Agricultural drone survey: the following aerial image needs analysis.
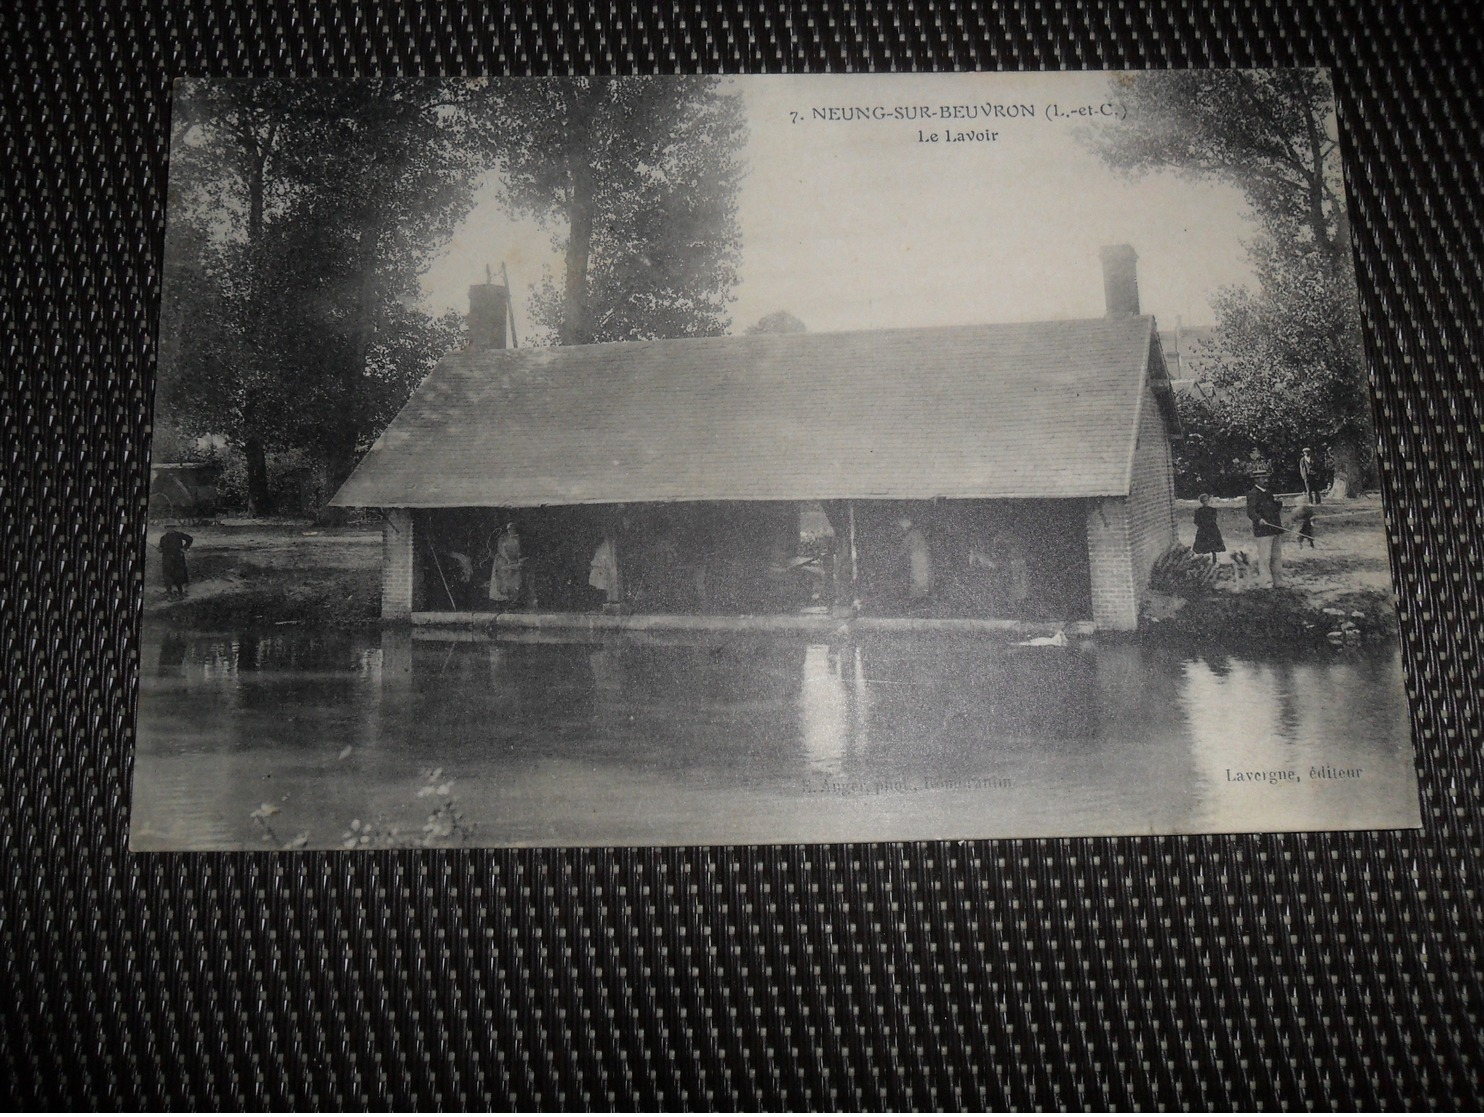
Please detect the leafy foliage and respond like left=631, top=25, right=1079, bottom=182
left=1170, top=393, right=1257, bottom=499
left=745, top=310, right=808, bottom=335
left=159, top=78, right=749, bottom=514
left=157, top=80, right=483, bottom=513
left=476, top=77, right=746, bottom=345
left=1089, top=69, right=1348, bottom=259
left=1149, top=544, right=1219, bottom=596
left=1197, top=240, right=1373, bottom=493
left=1089, top=70, right=1373, bottom=495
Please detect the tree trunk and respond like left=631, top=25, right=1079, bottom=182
left=330, top=206, right=386, bottom=494
left=1327, top=436, right=1362, bottom=499
left=559, top=83, right=602, bottom=346
left=561, top=162, right=596, bottom=345
left=1300, top=95, right=1333, bottom=256
left=243, top=437, right=272, bottom=516
left=237, top=112, right=275, bottom=520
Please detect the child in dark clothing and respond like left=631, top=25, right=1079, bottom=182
left=1192, top=494, right=1225, bottom=564
left=1293, top=499, right=1317, bottom=548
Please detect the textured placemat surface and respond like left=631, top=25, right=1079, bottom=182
left=3, top=1, right=1481, bottom=1108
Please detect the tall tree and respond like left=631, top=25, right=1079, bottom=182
left=1087, top=69, right=1348, bottom=260
left=157, top=80, right=292, bottom=512
left=156, top=80, right=482, bottom=513
left=476, top=77, right=746, bottom=345
left=1086, top=70, right=1374, bottom=495
left=1176, top=242, right=1374, bottom=497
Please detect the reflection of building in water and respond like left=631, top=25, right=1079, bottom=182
left=846, top=638, right=1100, bottom=758
left=1090, top=642, right=1203, bottom=825
left=588, top=646, right=624, bottom=696
left=1093, top=642, right=1190, bottom=743
left=332, top=247, right=1178, bottom=632
left=798, top=644, right=852, bottom=774
left=379, top=627, right=413, bottom=690
left=488, top=644, right=526, bottom=715
left=135, top=627, right=1418, bottom=847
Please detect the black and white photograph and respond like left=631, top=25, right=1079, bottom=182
left=132, top=70, right=1421, bottom=850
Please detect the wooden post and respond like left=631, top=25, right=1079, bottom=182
left=599, top=531, right=624, bottom=612
left=848, top=500, right=860, bottom=608
left=500, top=261, right=520, bottom=348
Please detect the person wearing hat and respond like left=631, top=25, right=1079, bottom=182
left=1245, top=465, right=1284, bottom=588
left=1299, top=446, right=1323, bottom=504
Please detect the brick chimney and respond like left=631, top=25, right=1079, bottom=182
left=467, top=282, right=509, bottom=350
left=1099, top=245, right=1140, bottom=319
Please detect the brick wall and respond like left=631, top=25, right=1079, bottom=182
left=1126, top=386, right=1177, bottom=593
left=381, top=508, right=414, bottom=620
left=1085, top=385, right=1177, bottom=630
left=1086, top=496, right=1137, bottom=630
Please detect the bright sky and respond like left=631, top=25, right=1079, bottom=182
left=420, top=73, right=1258, bottom=336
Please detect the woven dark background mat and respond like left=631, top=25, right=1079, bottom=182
left=3, top=1, right=1481, bottom=1108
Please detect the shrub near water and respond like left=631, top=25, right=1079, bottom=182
left=1148, top=545, right=1219, bottom=595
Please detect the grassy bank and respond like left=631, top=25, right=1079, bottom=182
left=143, top=519, right=382, bottom=629
left=1142, top=494, right=1399, bottom=648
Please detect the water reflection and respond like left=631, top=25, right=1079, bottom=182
left=799, top=645, right=851, bottom=773
left=1180, top=653, right=1418, bottom=832
left=131, top=626, right=1421, bottom=849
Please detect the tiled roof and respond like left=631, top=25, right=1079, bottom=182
left=331, top=316, right=1164, bottom=508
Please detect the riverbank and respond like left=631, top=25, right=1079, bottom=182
left=1142, top=494, right=1398, bottom=648
left=142, top=497, right=1399, bottom=644
left=143, top=519, right=383, bottom=629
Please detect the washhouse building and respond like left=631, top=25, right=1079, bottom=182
left=330, top=246, right=1179, bottom=632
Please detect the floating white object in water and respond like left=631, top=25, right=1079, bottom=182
left=1016, top=630, right=1068, bottom=647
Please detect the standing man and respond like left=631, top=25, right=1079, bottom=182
left=1299, top=446, right=1323, bottom=504
left=1245, top=467, right=1285, bottom=588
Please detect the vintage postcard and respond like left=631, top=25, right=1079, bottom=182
left=132, top=71, right=1420, bottom=849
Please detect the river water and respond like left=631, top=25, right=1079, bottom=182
left=130, top=627, right=1421, bottom=849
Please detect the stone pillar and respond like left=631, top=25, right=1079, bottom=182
left=1086, top=497, right=1138, bottom=631
left=382, top=508, right=414, bottom=620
